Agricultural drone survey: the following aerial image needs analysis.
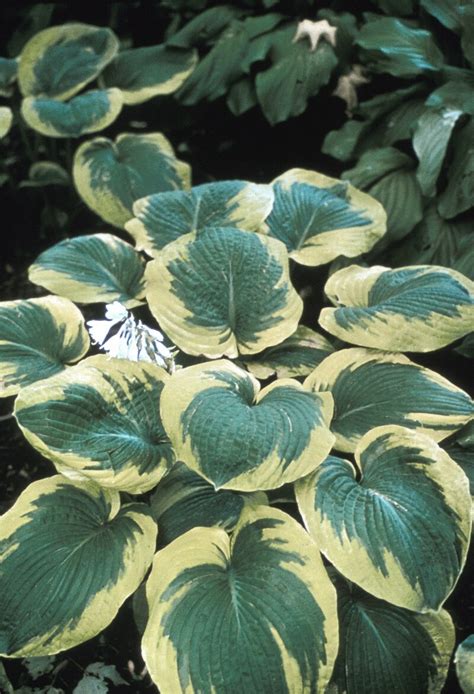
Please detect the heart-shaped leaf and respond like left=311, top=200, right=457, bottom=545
left=0, top=476, right=156, bottom=656
left=319, top=264, right=474, bottom=352
left=150, top=462, right=266, bottom=548
left=29, top=233, right=146, bottom=307
left=242, top=325, right=334, bottom=379
left=18, top=23, right=119, bottom=100
left=142, top=506, right=338, bottom=693
left=15, top=356, right=175, bottom=494
left=126, top=180, right=274, bottom=255
left=455, top=634, right=474, bottom=694
left=21, top=88, right=123, bottom=138
left=0, top=296, right=89, bottom=397
left=160, top=360, right=334, bottom=491
left=145, top=226, right=302, bottom=358
left=305, top=347, right=474, bottom=452
left=0, top=107, right=13, bottom=138
left=73, top=132, right=191, bottom=228
left=259, top=168, right=386, bottom=266
left=329, top=572, right=454, bottom=694
left=296, top=426, right=471, bottom=611
left=100, top=44, right=197, bottom=105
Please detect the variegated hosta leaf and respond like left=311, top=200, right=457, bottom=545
left=0, top=476, right=156, bottom=657
left=73, top=132, right=191, bottom=228
left=14, top=356, right=175, bottom=494
left=142, top=506, right=338, bottom=694
left=242, top=325, right=335, bottom=379
left=329, top=572, right=455, bottom=694
left=29, top=233, right=146, bottom=307
left=296, top=426, right=472, bottom=611
left=0, top=296, right=89, bottom=397
left=150, top=461, right=267, bottom=548
left=18, top=23, right=119, bottom=101
left=319, top=265, right=474, bottom=352
left=22, top=161, right=70, bottom=187
left=0, top=106, right=13, bottom=138
left=160, top=360, right=334, bottom=491
left=259, top=168, right=386, bottom=266
left=126, top=180, right=274, bottom=256
left=21, top=88, right=123, bottom=138
left=100, top=44, right=197, bottom=105
left=146, top=226, right=302, bottom=358
left=0, top=57, right=18, bottom=97
left=455, top=634, right=474, bottom=694
left=305, top=348, right=474, bottom=452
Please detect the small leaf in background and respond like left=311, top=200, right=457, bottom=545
left=242, top=325, right=334, bottom=379
left=29, top=233, right=146, bottom=307
left=356, top=17, right=444, bottom=77
left=438, top=119, right=474, bottom=219
left=15, top=356, right=175, bottom=494
left=319, top=264, right=474, bottom=352
left=0, top=56, right=18, bottom=96
left=73, top=662, right=129, bottom=693
left=126, top=180, right=274, bottom=255
left=18, top=23, right=119, bottom=100
left=0, top=106, right=13, bottom=138
left=23, top=656, right=56, bottom=679
left=455, top=634, right=474, bottom=694
left=142, top=506, right=338, bottom=693
left=21, top=88, right=123, bottom=138
left=342, top=147, right=423, bottom=244
left=100, top=44, right=197, bottom=105
left=0, top=477, right=156, bottom=657
left=296, top=426, right=471, bottom=611
left=226, top=76, right=257, bottom=115
left=0, top=296, right=89, bottom=397
left=261, top=168, right=386, bottom=266
left=150, top=462, right=266, bottom=547
left=20, top=161, right=70, bottom=188
left=426, top=80, right=474, bottom=115
left=455, top=332, right=474, bottom=359
left=160, top=360, right=334, bottom=491
left=73, top=132, right=191, bottom=228
left=305, top=347, right=473, bottom=452
left=332, top=64, right=370, bottom=115
left=442, top=420, right=474, bottom=498
left=420, top=0, right=463, bottom=32
left=328, top=572, right=455, bottom=694
left=166, top=6, right=245, bottom=49
left=146, top=226, right=302, bottom=358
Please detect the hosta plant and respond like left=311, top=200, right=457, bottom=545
left=0, top=157, right=473, bottom=693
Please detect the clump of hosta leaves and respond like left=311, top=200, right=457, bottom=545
left=0, top=163, right=473, bottom=694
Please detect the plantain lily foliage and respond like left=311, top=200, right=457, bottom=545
left=1, top=149, right=473, bottom=693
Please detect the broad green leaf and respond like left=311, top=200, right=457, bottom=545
left=259, top=168, right=386, bottom=266
left=442, top=421, right=474, bottom=498
left=142, top=506, right=338, bottom=694
left=426, top=80, right=474, bottom=115
left=150, top=462, right=266, bottom=548
left=0, top=476, right=156, bottom=656
left=329, top=572, right=455, bottom=694
left=376, top=0, right=415, bottom=14
left=322, top=120, right=368, bottom=162
left=242, top=325, right=334, bottom=379
left=126, top=180, right=274, bottom=256
left=166, top=6, right=245, bottom=49
left=21, top=161, right=70, bottom=187
left=145, top=226, right=302, bottom=358
left=461, top=5, right=474, bottom=67
left=455, top=634, right=474, bottom=694
left=296, top=426, right=471, bottom=611
left=177, top=14, right=284, bottom=105
left=21, top=88, right=123, bottom=138
left=100, top=44, right=197, bottom=105
left=15, top=356, right=174, bottom=494
left=438, top=119, right=474, bottom=219
left=305, top=347, right=473, bottom=452
left=342, top=147, right=423, bottom=243
left=385, top=203, right=474, bottom=279
left=420, top=0, right=463, bottom=31
left=413, top=107, right=463, bottom=197
left=0, top=296, right=89, bottom=397
left=0, top=57, right=18, bottom=97
left=226, top=76, right=257, bottom=115
left=29, top=233, right=146, bottom=307
left=73, top=132, right=191, bottom=228
left=160, top=360, right=334, bottom=491
left=255, top=25, right=338, bottom=125
left=356, top=17, right=444, bottom=77
left=319, top=264, right=474, bottom=352
left=0, top=106, right=13, bottom=138
left=18, top=23, right=119, bottom=100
